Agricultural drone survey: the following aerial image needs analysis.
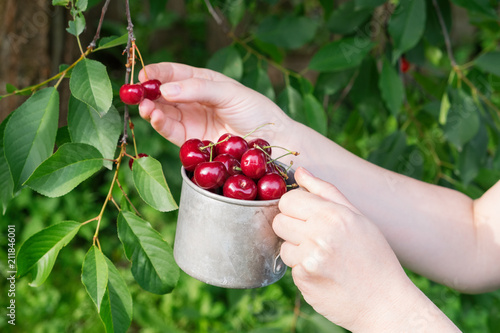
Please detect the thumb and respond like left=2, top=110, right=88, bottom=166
left=294, top=167, right=361, bottom=214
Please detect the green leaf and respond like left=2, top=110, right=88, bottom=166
left=4, top=87, right=59, bottom=192
left=388, top=0, right=426, bottom=61
left=82, top=245, right=108, bottom=312
left=474, top=52, right=500, bottom=77
left=242, top=67, right=275, bottom=101
left=0, top=114, right=14, bottom=214
left=458, top=124, right=488, bottom=185
left=355, top=0, right=387, bottom=10
left=308, top=37, right=375, bottom=72
left=379, top=58, right=404, bottom=116
left=52, top=0, right=70, bottom=5
left=95, top=34, right=128, bottom=52
left=327, top=1, right=373, bottom=34
left=450, top=0, right=498, bottom=19
left=117, top=211, right=180, bottom=294
left=207, top=46, right=243, bottom=81
left=132, top=156, right=178, bottom=212
left=25, top=143, right=103, bottom=198
left=99, top=256, right=133, bottom=333
left=17, top=221, right=81, bottom=286
left=6, top=83, right=17, bottom=93
left=66, top=13, right=86, bottom=37
left=315, top=69, right=355, bottom=96
left=226, top=0, right=245, bottom=27
left=303, top=94, right=327, bottom=135
left=59, top=64, right=73, bottom=78
left=443, top=89, right=481, bottom=150
left=76, top=0, right=88, bottom=11
left=255, top=15, right=318, bottom=50
left=277, top=85, right=305, bottom=123
left=68, top=96, right=121, bottom=169
left=368, top=131, right=408, bottom=171
left=69, top=58, right=113, bottom=116
left=438, top=92, right=450, bottom=125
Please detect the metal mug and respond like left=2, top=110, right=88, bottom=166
left=173, top=166, right=293, bottom=289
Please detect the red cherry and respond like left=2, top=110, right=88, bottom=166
left=179, top=138, right=210, bottom=172
left=400, top=57, right=410, bottom=73
left=128, top=153, right=149, bottom=170
left=223, top=174, right=257, bottom=200
left=120, top=84, right=145, bottom=105
left=141, top=79, right=162, bottom=100
left=247, top=138, right=271, bottom=155
left=266, top=160, right=286, bottom=177
left=214, top=153, right=241, bottom=176
left=240, top=148, right=267, bottom=180
left=257, top=173, right=287, bottom=200
left=214, top=133, right=248, bottom=160
left=193, top=161, right=229, bottom=190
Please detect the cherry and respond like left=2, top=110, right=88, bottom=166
left=257, top=173, right=287, bottom=200
left=214, top=153, right=241, bottom=176
left=193, top=161, right=229, bottom=190
left=400, top=57, right=410, bottom=73
left=179, top=138, right=210, bottom=172
left=141, top=79, right=162, bottom=100
left=247, top=138, right=271, bottom=156
left=120, top=84, right=145, bottom=105
left=202, top=140, right=214, bottom=157
left=266, top=160, right=286, bottom=177
left=223, top=174, right=257, bottom=200
left=240, top=148, right=267, bottom=180
left=128, top=153, right=148, bottom=170
left=214, top=133, right=248, bottom=160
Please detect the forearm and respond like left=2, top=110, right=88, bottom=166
left=276, top=121, right=489, bottom=290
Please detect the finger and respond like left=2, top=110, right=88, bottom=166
left=294, top=167, right=361, bottom=214
left=159, top=78, right=246, bottom=107
left=139, top=62, right=238, bottom=84
left=279, top=189, right=338, bottom=221
left=138, top=98, right=155, bottom=121
left=272, top=213, right=308, bottom=245
left=279, top=241, right=301, bottom=268
left=149, top=108, right=186, bottom=146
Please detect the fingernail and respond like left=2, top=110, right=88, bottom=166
left=160, top=83, right=181, bottom=97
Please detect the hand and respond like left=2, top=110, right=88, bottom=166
left=273, top=168, right=442, bottom=331
left=138, top=62, right=294, bottom=147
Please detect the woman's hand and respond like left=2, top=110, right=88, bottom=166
left=138, top=62, right=293, bottom=147
left=273, top=168, right=460, bottom=332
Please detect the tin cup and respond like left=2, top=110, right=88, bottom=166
left=173, top=166, right=294, bottom=289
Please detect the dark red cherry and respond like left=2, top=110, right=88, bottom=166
left=214, top=133, right=248, bottom=160
left=400, top=57, right=410, bottom=73
left=193, top=161, right=229, bottom=190
left=247, top=138, right=271, bottom=155
left=266, top=160, right=287, bottom=177
left=257, top=173, right=287, bottom=200
left=240, top=148, right=267, bottom=180
left=214, top=154, right=241, bottom=176
left=202, top=140, right=214, bottom=157
left=223, top=174, right=257, bottom=200
left=141, top=79, right=162, bottom=100
left=128, top=153, right=149, bottom=170
left=120, top=84, right=145, bottom=105
left=179, top=138, right=210, bottom=172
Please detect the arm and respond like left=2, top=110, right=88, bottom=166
left=277, top=122, right=500, bottom=293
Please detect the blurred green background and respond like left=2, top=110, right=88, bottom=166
left=1, top=0, right=500, bottom=332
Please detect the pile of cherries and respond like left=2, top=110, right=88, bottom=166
left=180, top=133, right=296, bottom=201
left=120, top=79, right=162, bottom=105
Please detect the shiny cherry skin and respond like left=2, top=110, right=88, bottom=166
left=128, top=153, right=148, bottom=170
left=266, top=160, right=286, bottom=177
left=214, top=153, right=241, bottom=176
left=223, top=174, right=257, bottom=200
left=119, top=84, right=145, bottom=105
left=193, top=161, right=229, bottom=190
left=179, top=138, right=210, bottom=172
left=247, top=138, right=271, bottom=155
left=240, top=148, right=267, bottom=179
left=214, top=133, right=248, bottom=160
left=257, top=173, right=287, bottom=200
left=141, top=79, right=162, bottom=100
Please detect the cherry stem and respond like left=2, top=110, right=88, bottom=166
left=242, top=122, right=274, bottom=139
left=129, top=120, right=139, bottom=158
left=134, top=43, right=148, bottom=81
left=116, top=179, right=142, bottom=216
left=130, top=41, right=137, bottom=85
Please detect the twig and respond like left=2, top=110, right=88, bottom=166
left=121, top=0, right=135, bottom=144
left=116, top=178, right=142, bottom=216
left=431, top=0, right=456, bottom=67
left=203, top=0, right=228, bottom=33
left=88, top=0, right=112, bottom=49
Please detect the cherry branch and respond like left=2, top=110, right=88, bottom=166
left=88, top=0, right=112, bottom=49
left=121, top=0, right=135, bottom=144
